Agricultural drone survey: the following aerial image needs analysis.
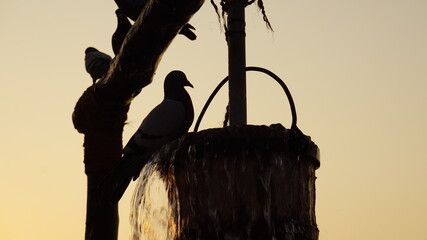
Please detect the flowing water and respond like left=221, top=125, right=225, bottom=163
left=130, top=155, right=179, bottom=240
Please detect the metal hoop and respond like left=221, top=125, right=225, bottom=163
left=193, top=66, right=298, bottom=132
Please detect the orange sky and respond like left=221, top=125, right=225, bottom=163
left=0, top=1, right=426, bottom=239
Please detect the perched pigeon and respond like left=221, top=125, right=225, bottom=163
left=108, top=70, right=194, bottom=202
left=114, top=0, right=197, bottom=40
left=112, top=9, right=132, bottom=55
left=84, top=47, right=112, bottom=84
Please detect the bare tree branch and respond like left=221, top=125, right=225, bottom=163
left=99, top=0, right=206, bottom=103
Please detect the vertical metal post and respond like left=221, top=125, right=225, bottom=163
left=227, top=1, right=247, bottom=126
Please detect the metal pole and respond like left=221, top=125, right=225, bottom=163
left=227, top=1, right=247, bottom=126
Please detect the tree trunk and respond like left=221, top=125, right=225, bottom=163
left=73, top=1, right=205, bottom=239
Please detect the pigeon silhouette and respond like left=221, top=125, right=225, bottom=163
left=114, top=0, right=197, bottom=40
left=84, top=47, right=112, bottom=85
left=108, top=70, right=194, bottom=202
left=112, top=9, right=132, bottom=55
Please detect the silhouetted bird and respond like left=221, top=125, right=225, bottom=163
left=112, top=9, right=132, bottom=55
left=109, top=70, right=194, bottom=202
left=114, top=0, right=197, bottom=40
left=179, top=23, right=197, bottom=41
left=84, top=47, right=112, bottom=85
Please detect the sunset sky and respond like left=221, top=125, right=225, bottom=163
left=1, top=0, right=426, bottom=239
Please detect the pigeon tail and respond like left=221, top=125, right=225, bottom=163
left=179, top=24, right=197, bottom=41
left=107, top=151, right=153, bottom=203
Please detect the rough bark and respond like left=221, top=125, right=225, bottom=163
left=74, top=2, right=206, bottom=239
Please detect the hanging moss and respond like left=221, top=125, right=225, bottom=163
left=210, top=0, right=273, bottom=31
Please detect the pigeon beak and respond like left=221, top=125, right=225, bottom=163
left=185, top=79, right=194, bottom=88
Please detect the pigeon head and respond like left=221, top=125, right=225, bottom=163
left=85, top=47, right=99, bottom=54
left=164, top=71, right=194, bottom=90
left=115, top=9, right=125, bottom=17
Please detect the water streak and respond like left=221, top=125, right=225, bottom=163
left=130, top=155, right=178, bottom=240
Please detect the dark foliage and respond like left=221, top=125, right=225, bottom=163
left=210, top=0, right=273, bottom=31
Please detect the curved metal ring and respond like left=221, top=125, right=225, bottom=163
left=193, top=66, right=298, bottom=132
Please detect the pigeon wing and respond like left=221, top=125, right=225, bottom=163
left=126, top=99, right=186, bottom=151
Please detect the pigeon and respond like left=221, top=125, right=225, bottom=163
left=108, top=70, right=194, bottom=202
left=84, top=47, right=112, bottom=85
left=114, top=0, right=197, bottom=40
left=112, top=9, right=132, bottom=55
